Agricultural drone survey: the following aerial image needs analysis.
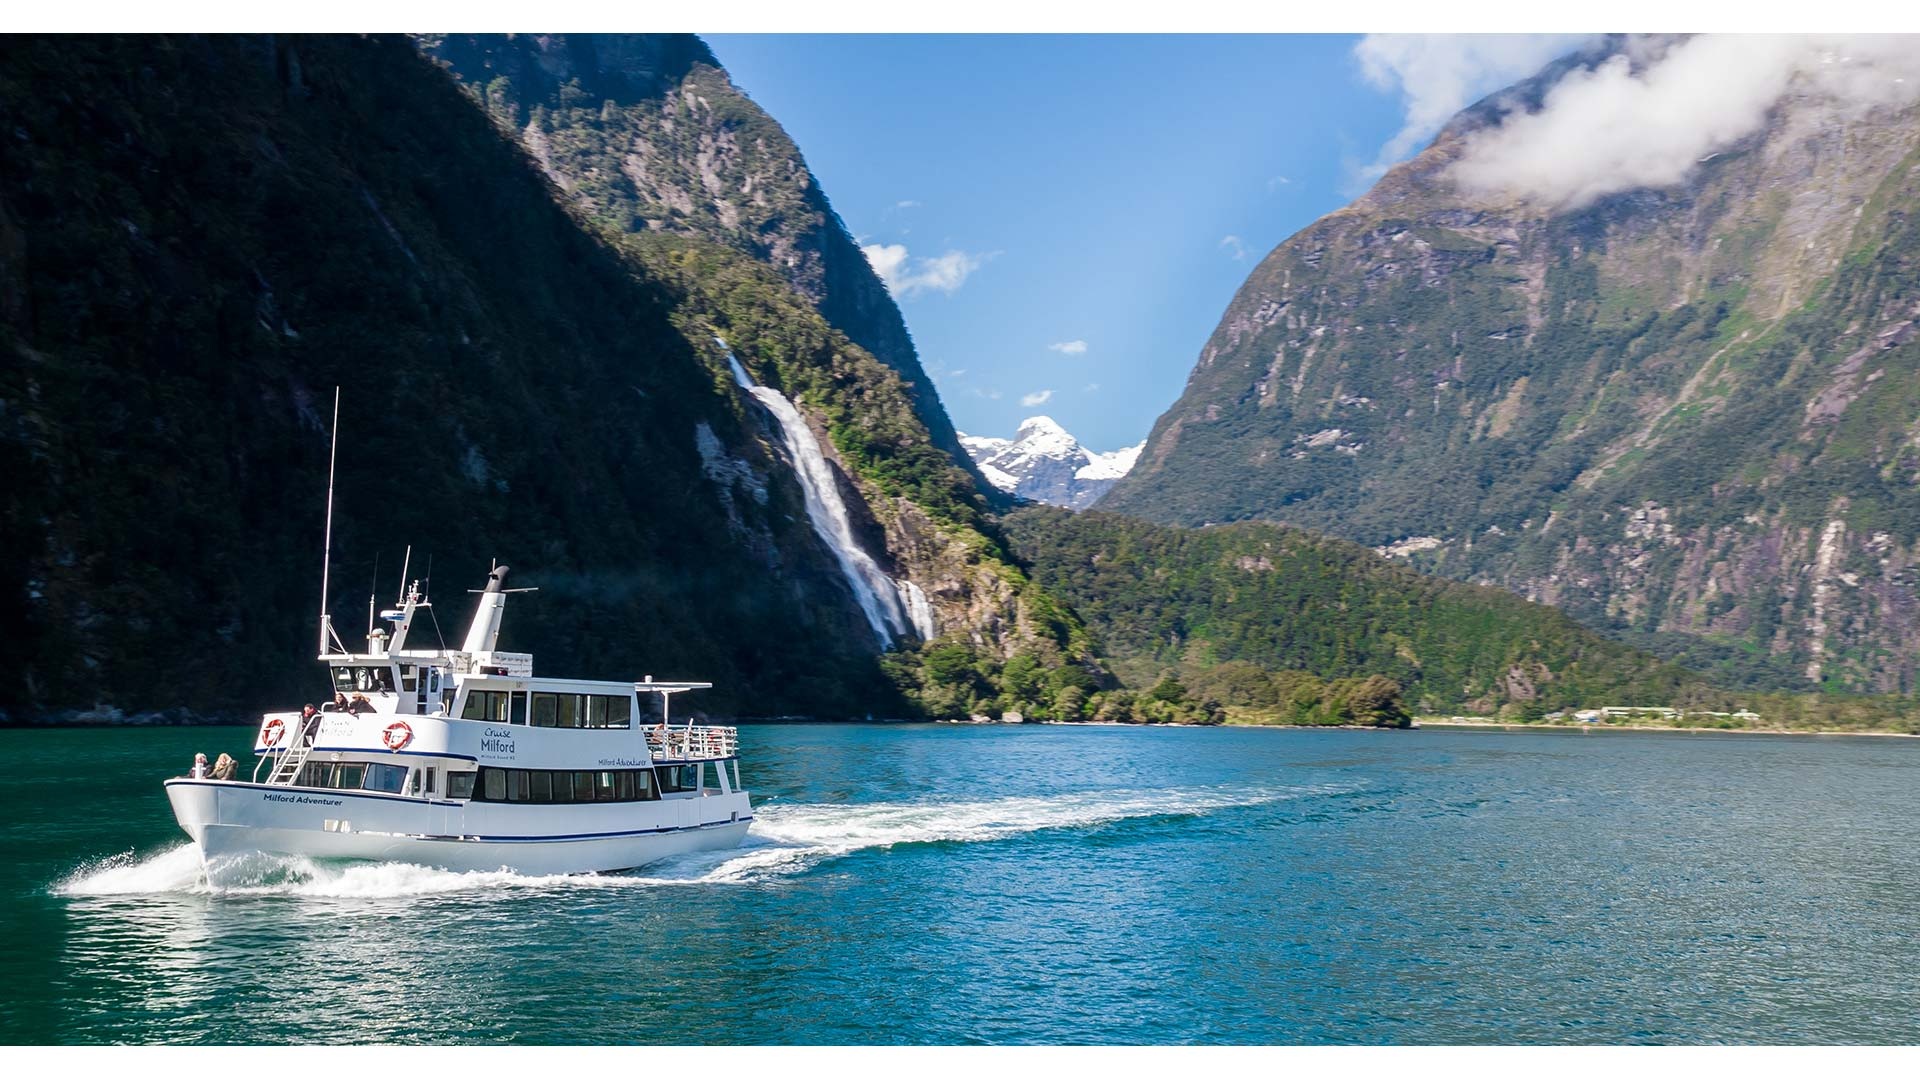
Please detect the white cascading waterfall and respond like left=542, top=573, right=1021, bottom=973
left=722, top=342, right=935, bottom=647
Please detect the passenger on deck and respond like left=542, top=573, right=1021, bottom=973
left=330, top=692, right=350, bottom=713
left=189, top=753, right=208, bottom=779
left=210, top=753, right=236, bottom=781
left=300, top=703, right=320, bottom=745
left=348, top=693, right=375, bottom=715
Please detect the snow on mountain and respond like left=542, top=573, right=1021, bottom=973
left=958, top=416, right=1143, bottom=510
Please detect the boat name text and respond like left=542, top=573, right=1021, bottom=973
left=264, top=793, right=344, bottom=806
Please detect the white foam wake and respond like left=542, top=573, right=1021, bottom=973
left=54, top=785, right=1306, bottom=900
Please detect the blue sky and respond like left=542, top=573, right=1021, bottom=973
left=702, top=34, right=1575, bottom=450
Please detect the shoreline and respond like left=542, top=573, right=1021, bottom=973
left=1406, top=716, right=1920, bottom=739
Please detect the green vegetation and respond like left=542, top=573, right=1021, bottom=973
left=1001, top=506, right=1700, bottom=719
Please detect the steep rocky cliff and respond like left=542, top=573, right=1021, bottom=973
left=0, top=34, right=1074, bottom=723
left=415, top=34, right=977, bottom=483
left=1103, top=38, right=1920, bottom=692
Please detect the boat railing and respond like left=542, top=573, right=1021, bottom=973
left=645, top=724, right=738, bottom=761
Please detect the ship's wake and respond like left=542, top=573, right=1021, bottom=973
left=54, top=784, right=1315, bottom=900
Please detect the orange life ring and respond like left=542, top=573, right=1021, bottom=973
left=382, top=721, right=414, bottom=751
left=262, top=717, right=286, bottom=747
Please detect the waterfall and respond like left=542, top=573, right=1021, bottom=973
left=722, top=342, right=934, bottom=647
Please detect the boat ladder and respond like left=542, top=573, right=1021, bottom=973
left=266, top=732, right=318, bottom=786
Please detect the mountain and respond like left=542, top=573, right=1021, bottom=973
left=959, top=416, right=1143, bottom=509
left=1101, top=37, right=1920, bottom=694
left=414, top=34, right=984, bottom=493
left=0, top=34, right=1084, bottom=723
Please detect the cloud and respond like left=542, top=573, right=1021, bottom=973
left=1084, top=383, right=1101, bottom=392
left=1353, top=33, right=1596, bottom=185
left=969, top=387, right=1003, bottom=400
left=947, top=368, right=968, bottom=378
left=1048, top=340, right=1089, bottom=355
left=1267, top=175, right=1292, bottom=191
left=1450, top=35, right=1920, bottom=210
left=895, top=200, right=921, bottom=209
left=1220, top=235, right=1250, bottom=261
left=1021, top=389, right=1054, bottom=407
left=861, top=243, right=987, bottom=298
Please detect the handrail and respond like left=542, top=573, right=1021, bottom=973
left=644, top=724, right=738, bottom=761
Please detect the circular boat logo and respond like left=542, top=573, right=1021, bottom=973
left=382, top=721, right=413, bottom=751
left=262, top=718, right=286, bottom=747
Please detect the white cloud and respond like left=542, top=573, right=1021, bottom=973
left=1450, top=35, right=1920, bottom=210
left=862, top=243, right=986, bottom=298
left=895, top=200, right=921, bottom=209
left=947, top=368, right=968, bottom=378
left=862, top=242, right=909, bottom=287
left=1021, top=389, right=1054, bottom=407
left=1220, top=235, right=1249, bottom=261
left=1267, top=175, right=1292, bottom=190
left=1048, top=340, right=1089, bottom=355
left=1084, top=382, right=1101, bottom=392
left=1353, top=33, right=1596, bottom=185
left=969, top=387, right=1003, bottom=401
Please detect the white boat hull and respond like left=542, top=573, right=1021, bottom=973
left=166, top=779, right=752, bottom=877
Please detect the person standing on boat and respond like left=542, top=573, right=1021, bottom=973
left=330, top=692, right=350, bottom=713
left=348, top=693, right=375, bottom=715
left=299, top=703, right=320, bottom=746
left=189, top=753, right=208, bottom=779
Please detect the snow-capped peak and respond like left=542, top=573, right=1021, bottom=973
left=957, top=416, right=1143, bottom=510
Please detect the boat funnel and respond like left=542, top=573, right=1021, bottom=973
left=461, top=566, right=511, bottom=654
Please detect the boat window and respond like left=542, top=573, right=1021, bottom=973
left=510, top=692, right=528, bottom=726
left=657, top=765, right=698, bottom=794
left=336, top=764, right=366, bottom=790
left=460, top=689, right=509, bottom=721
left=400, top=666, right=417, bottom=693
left=447, top=771, right=476, bottom=800
left=556, top=694, right=581, bottom=729
left=364, top=763, right=408, bottom=794
left=466, top=767, right=662, bottom=803
left=605, top=696, right=632, bottom=729
left=531, top=693, right=558, bottom=727
left=582, top=694, right=630, bottom=729
left=425, top=768, right=436, bottom=795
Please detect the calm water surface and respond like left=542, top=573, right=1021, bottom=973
left=1, top=723, right=1916, bottom=1044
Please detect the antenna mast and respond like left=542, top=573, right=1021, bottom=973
left=319, top=387, right=340, bottom=657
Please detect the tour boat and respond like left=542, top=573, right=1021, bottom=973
left=164, top=562, right=753, bottom=878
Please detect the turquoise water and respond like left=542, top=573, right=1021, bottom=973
left=2, top=723, right=1917, bottom=1044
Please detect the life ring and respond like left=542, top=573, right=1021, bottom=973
left=262, top=717, right=286, bottom=747
left=382, top=721, right=414, bottom=752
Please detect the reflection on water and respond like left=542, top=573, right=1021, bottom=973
left=8, top=724, right=1920, bottom=1043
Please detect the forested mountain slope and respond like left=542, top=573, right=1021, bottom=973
left=1103, top=38, right=1920, bottom=693
left=1003, top=506, right=1702, bottom=716
left=416, top=33, right=980, bottom=489
left=0, top=34, right=1077, bottom=723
